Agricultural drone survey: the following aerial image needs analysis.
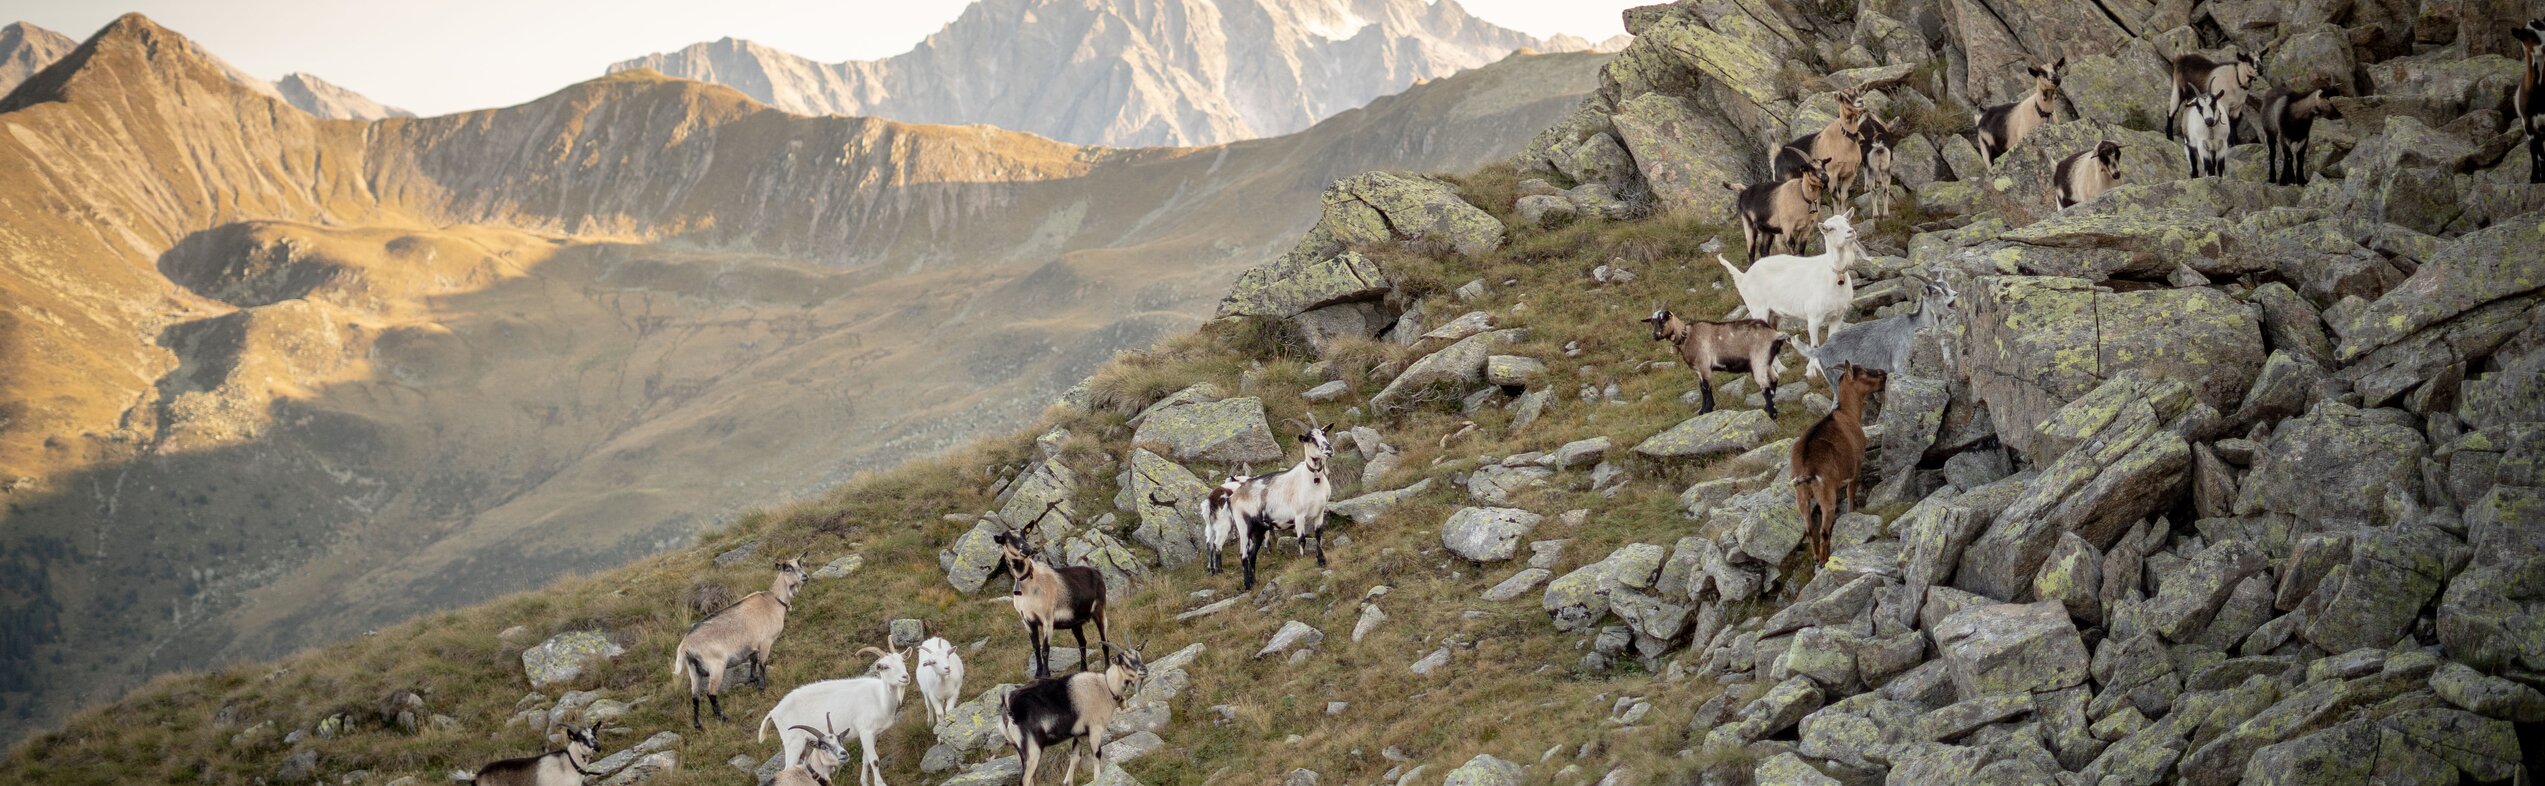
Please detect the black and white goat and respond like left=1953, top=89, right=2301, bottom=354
left=1001, top=644, right=1148, bottom=786
left=2053, top=140, right=2124, bottom=210
left=1205, top=418, right=1336, bottom=591
left=2261, top=88, right=2342, bottom=186
left=1975, top=59, right=2064, bottom=163
left=2167, top=50, right=2259, bottom=143
left=2178, top=87, right=2230, bottom=177
left=455, top=722, right=602, bottom=786
left=993, top=515, right=1114, bottom=678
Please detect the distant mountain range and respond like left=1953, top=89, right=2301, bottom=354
left=0, top=20, right=410, bottom=119
left=613, top=0, right=1621, bottom=146
left=0, top=11, right=1603, bottom=742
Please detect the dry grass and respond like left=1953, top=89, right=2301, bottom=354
left=4, top=175, right=1857, bottom=786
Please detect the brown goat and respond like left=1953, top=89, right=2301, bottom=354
left=1642, top=306, right=1789, bottom=419
left=1783, top=91, right=1870, bottom=208
left=1791, top=365, right=1888, bottom=566
left=1724, top=159, right=1830, bottom=262
left=993, top=513, right=1113, bottom=679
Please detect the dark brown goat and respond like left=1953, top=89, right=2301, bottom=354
left=1791, top=365, right=1888, bottom=566
left=993, top=514, right=1113, bottom=679
left=1642, top=307, right=1788, bottom=418
left=2512, top=20, right=2544, bottom=183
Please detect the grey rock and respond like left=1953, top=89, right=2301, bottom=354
left=1465, top=465, right=1553, bottom=506
left=1632, top=409, right=1775, bottom=459
left=2431, top=661, right=2545, bottom=721
left=1329, top=478, right=1433, bottom=525
left=1485, top=355, right=1547, bottom=387
left=2145, top=540, right=2268, bottom=643
left=1483, top=568, right=1553, bottom=602
left=1372, top=329, right=1524, bottom=412
left=1441, top=507, right=1544, bottom=563
left=1303, top=380, right=1351, bottom=403
left=1932, top=601, right=2091, bottom=699
left=1442, top=754, right=1523, bottom=786
left=1132, top=396, right=1284, bottom=465
left=1255, top=621, right=1323, bottom=659
left=520, top=631, right=624, bottom=688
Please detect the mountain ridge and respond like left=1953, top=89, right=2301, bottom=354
left=0, top=17, right=406, bottom=119
left=610, top=0, right=1576, bottom=147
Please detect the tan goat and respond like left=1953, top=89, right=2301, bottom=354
left=672, top=557, right=806, bottom=729
left=1975, top=59, right=2064, bottom=162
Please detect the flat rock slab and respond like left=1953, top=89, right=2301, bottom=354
left=1634, top=409, right=1775, bottom=459
left=1933, top=601, right=2089, bottom=699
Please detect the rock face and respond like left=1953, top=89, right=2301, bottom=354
left=1127, top=450, right=1213, bottom=568
left=1321, top=172, right=1506, bottom=259
left=1932, top=602, right=2089, bottom=698
left=613, top=0, right=1563, bottom=147
left=1959, top=277, right=2262, bottom=459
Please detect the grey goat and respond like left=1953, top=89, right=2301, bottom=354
left=1797, top=276, right=1957, bottom=380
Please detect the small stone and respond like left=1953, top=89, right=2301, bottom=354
left=1256, top=621, right=1324, bottom=659
left=809, top=554, right=864, bottom=579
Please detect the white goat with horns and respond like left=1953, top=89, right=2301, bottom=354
left=1204, top=413, right=1335, bottom=590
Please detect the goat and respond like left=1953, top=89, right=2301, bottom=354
left=2166, top=51, right=2259, bottom=142
left=1214, top=419, right=1336, bottom=591
left=1791, top=365, right=1888, bottom=566
left=2053, top=140, right=2125, bottom=210
left=1862, top=130, right=1903, bottom=217
left=673, top=558, right=806, bottom=729
left=1797, top=276, right=1957, bottom=381
left=1975, top=59, right=2064, bottom=163
left=2260, top=88, right=2342, bottom=186
left=1200, top=471, right=1247, bottom=576
left=2518, top=20, right=2545, bottom=183
left=1724, top=159, right=1831, bottom=263
left=770, top=715, right=852, bottom=786
left=994, top=516, right=1113, bottom=678
left=757, top=645, right=911, bottom=786
left=1002, top=644, right=1148, bottom=786
left=1642, top=307, right=1789, bottom=419
left=1716, top=210, right=1863, bottom=347
left=915, top=635, right=965, bottom=728
left=1771, top=90, right=1871, bottom=208
left=455, top=722, right=601, bottom=786
left=2178, top=88, right=2230, bottom=177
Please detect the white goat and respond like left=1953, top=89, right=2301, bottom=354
left=1213, top=418, right=1335, bottom=590
left=758, top=645, right=911, bottom=786
left=915, top=636, right=965, bottom=728
left=1716, top=210, right=1863, bottom=348
left=2180, top=88, right=2230, bottom=178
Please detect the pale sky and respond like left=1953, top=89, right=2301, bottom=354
left=2, top=0, right=1635, bottom=116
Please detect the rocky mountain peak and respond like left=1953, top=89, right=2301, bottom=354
left=610, top=0, right=1565, bottom=147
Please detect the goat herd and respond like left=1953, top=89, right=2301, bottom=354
left=457, top=25, right=2545, bottom=786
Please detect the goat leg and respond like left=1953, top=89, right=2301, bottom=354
left=1314, top=527, right=1327, bottom=567
left=1697, top=375, right=1716, bottom=414
left=1072, top=626, right=1089, bottom=673
left=709, top=693, right=726, bottom=722
left=690, top=696, right=703, bottom=730
left=1760, top=371, right=1778, bottom=419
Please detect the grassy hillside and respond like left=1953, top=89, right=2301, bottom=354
left=2, top=163, right=1873, bottom=784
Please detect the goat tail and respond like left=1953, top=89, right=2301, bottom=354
left=669, top=646, right=686, bottom=683
left=447, top=769, right=477, bottom=783
left=1792, top=472, right=1822, bottom=489
left=756, top=707, right=775, bottom=743
left=1714, top=254, right=1745, bottom=280
left=1721, top=181, right=1742, bottom=192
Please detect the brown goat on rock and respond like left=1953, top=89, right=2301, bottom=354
left=1642, top=307, right=1789, bottom=419
left=1791, top=365, right=1887, bottom=566
left=1725, top=159, right=1831, bottom=262
left=994, top=513, right=1114, bottom=679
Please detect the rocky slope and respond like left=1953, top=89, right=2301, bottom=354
left=0, top=13, right=1599, bottom=744
left=9, top=0, right=2545, bottom=784
left=610, top=0, right=1575, bottom=147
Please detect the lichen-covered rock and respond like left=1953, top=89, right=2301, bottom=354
left=1974, top=208, right=2248, bottom=281
left=1611, top=93, right=1758, bottom=220
left=1441, top=754, right=1524, bottom=786
left=934, top=684, right=1019, bottom=754
left=1442, top=507, right=1544, bottom=563
left=521, top=631, right=624, bottom=688
left=1218, top=246, right=1390, bottom=319
left=2331, top=214, right=2545, bottom=364
left=1751, top=752, right=1840, bottom=786
left=1542, top=544, right=1667, bottom=633
left=2432, top=661, right=2545, bottom=721
left=1371, top=329, right=1522, bottom=411
left=1484, top=355, right=1545, bottom=387
left=1322, top=172, right=1504, bottom=258
left=1557, top=132, right=1636, bottom=190
left=1711, top=483, right=1807, bottom=566
left=1957, top=374, right=2191, bottom=599
left=1132, top=396, right=1282, bottom=464
left=1328, top=478, right=1433, bottom=524
left=1127, top=449, right=1211, bottom=568
left=1294, top=301, right=1395, bottom=353
left=941, top=520, right=1007, bottom=594
left=997, top=457, right=1079, bottom=544
left=1464, top=465, right=1552, bottom=506
left=1960, top=276, right=2263, bottom=458
left=2234, top=402, right=2426, bottom=527
left=810, top=554, right=863, bottom=580
left=2379, top=707, right=2523, bottom=781
left=2061, top=38, right=2172, bottom=128
left=1483, top=568, right=1552, bottom=602
left=1943, top=0, right=2130, bottom=102
left=2300, top=525, right=2464, bottom=653
left=1515, top=195, right=1577, bottom=228
left=1634, top=409, right=1774, bottom=459
left=1062, top=529, right=1149, bottom=591
left=1256, top=621, right=1324, bottom=659
left=2239, top=719, right=2376, bottom=786
left=2145, top=540, right=2267, bottom=642
left=1932, top=601, right=2090, bottom=698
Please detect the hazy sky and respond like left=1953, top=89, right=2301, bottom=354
left=3, top=0, right=1637, bottom=116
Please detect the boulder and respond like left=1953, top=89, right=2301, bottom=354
left=1132, top=396, right=1283, bottom=465
left=1441, top=507, right=1545, bottom=563
left=1464, top=465, right=1553, bottom=506
left=2061, top=39, right=2173, bottom=128
left=1328, top=478, right=1433, bottom=524
left=809, top=554, right=863, bottom=580
left=1713, top=484, right=1807, bottom=565
left=521, top=632, right=624, bottom=688
left=1126, top=449, right=1211, bottom=568
left=2247, top=282, right=2337, bottom=368
left=2144, top=540, right=2268, bottom=642
left=1516, top=195, right=1578, bottom=228
left=2331, top=214, right=2545, bottom=364
left=1371, top=329, right=1523, bottom=412
left=1543, top=544, right=1668, bottom=633
left=2301, top=525, right=2465, bottom=653
left=1218, top=246, right=1390, bottom=319
left=1441, top=754, right=1524, bottom=786
left=1943, top=0, right=2130, bottom=102
left=2239, top=719, right=2376, bottom=786
left=1752, top=752, right=1840, bottom=786
left=1973, top=208, right=2250, bottom=282
left=2380, top=708, right=2523, bottom=782
left=934, top=684, right=1019, bottom=755
left=1932, top=601, right=2091, bottom=699
left=1611, top=93, right=1760, bottom=220
left=1634, top=409, right=1775, bottom=459
left=1558, top=132, right=1637, bottom=190
left=1321, top=172, right=1504, bottom=258
left=1960, top=276, right=2263, bottom=458
left=1956, top=375, right=2192, bottom=599
left=2432, top=661, right=2545, bottom=722
left=1255, top=621, right=1324, bottom=659
left=941, top=521, right=1007, bottom=594
left=1541, top=437, right=1609, bottom=469
left=1484, top=355, right=1546, bottom=387
left=1483, top=568, right=1553, bottom=602
left=2234, top=402, right=2426, bottom=526
left=1294, top=301, right=1395, bottom=353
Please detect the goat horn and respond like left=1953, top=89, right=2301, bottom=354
left=856, top=646, right=891, bottom=659
left=788, top=724, right=825, bottom=737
